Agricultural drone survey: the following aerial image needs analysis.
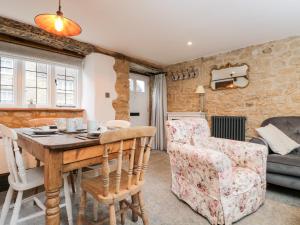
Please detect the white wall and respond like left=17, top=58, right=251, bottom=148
left=82, top=53, right=117, bottom=122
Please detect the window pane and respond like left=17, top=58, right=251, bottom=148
left=136, top=80, right=145, bottom=92
left=55, top=66, right=77, bottom=107
left=25, top=88, right=36, bottom=104
left=25, top=61, right=48, bottom=105
left=1, top=58, right=13, bottom=68
left=129, top=79, right=134, bottom=92
left=1, top=73, right=13, bottom=86
left=25, top=71, right=36, bottom=87
left=1, top=90, right=13, bottom=103
left=37, top=73, right=47, bottom=88
left=0, top=57, right=14, bottom=104
left=37, top=89, right=47, bottom=105
left=66, top=80, right=74, bottom=91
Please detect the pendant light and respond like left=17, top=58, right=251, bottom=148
left=35, top=0, right=82, bottom=37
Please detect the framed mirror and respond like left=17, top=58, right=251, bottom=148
left=210, top=63, right=249, bottom=90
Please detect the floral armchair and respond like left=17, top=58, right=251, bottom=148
left=165, top=119, right=268, bottom=225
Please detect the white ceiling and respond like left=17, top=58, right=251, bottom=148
left=0, top=0, right=300, bottom=65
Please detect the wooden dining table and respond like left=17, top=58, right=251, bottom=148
left=16, top=129, right=140, bottom=225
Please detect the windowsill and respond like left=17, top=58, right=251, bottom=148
left=0, top=107, right=84, bottom=112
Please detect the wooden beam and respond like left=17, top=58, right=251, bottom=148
left=0, top=16, right=95, bottom=55
left=0, top=33, right=84, bottom=58
left=93, top=46, right=164, bottom=71
left=0, top=16, right=164, bottom=70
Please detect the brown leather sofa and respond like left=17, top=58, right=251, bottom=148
left=250, top=116, right=300, bottom=190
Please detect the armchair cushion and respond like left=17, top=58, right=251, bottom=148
left=168, top=142, right=232, bottom=197
left=201, top=137, right=268, bottom=185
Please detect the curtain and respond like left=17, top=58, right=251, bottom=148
left=151, top=74, right=167, bottom=150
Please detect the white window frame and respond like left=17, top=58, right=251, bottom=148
left=0, top=56, right=18, bottom=106
left=0, top=53, right=82, bottom=108
left=53, top=64, right=80, bottom=108
left=22, top=60, right=51, bottom=107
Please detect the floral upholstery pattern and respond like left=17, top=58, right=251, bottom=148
left=165, top=119, right=268, bottom=225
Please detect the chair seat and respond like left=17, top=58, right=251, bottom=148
left=8, top=166, right=44, bottom=191
left=231, top=167, right=261, bottom=195
left=81, top=170, right=143, bottom=204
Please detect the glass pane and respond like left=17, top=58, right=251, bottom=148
left=66, top=93, right=74, bottom=105
left=1, top=58, right=13, bottom=68
left=56, top=93, right=65, bottom=105
left=37, top=63, right=47, bottom=73
left=25, top=61, right=36, bottom=71
left=1, top=88, right=13, bottom=104
left=25, top=71, right=37, bottom=87
left=136, top=80, right=145, bottom=92
left=1, top=74, right=13, bottom=86
left=37, top=73, right=47, bottom=88
left=55, top=66, right=78, bottom=106
left=25, top=88, right=36, bottom=104
left=1, top=68, right=13, bottom=75
left=37, top=89, right=47, bottom=105
left=129, top=79, right=134, bottom=92
left=0, top=57, right=14, bottom=104
left=66, top=80, right=74, bottom=91
left=56, top=79, right=65, bottom=91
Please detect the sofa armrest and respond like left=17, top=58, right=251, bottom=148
left=203, top=137, right=268, bottom=183
left=249, top=137, right=269, bottom=147
left=167, top=142, right=233, bottom=197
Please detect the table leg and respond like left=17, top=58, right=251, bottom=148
left=44, top=149, right=63, bottom=225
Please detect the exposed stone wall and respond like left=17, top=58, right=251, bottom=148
left=0, top=108, right=84, bottom=128
left=113, top=59, right=130, bottom=121
left=166, top=36, right=300, bottom=137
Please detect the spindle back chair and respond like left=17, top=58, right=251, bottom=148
left=78, top=126, right=156, bottom=225
left=0, top=124, right=74, bottom=225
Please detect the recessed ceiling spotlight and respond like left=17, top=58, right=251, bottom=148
left=187, top=41, right=193, bottom=46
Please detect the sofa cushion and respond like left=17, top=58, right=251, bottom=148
left=267, top=154, right=300, bottom=177
left=256, top=124, right=300, bottom=155
left=260, top=117, right=300, bottom=155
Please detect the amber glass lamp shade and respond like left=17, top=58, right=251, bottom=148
left=35, top=12, right=82, bottom=37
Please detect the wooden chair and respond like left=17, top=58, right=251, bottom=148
left=0, top=124, right=74, bottom=225
left=77, top=126, right=156, bottom=225
left=89, top=119, right=131, bottom=221
left=106, top=120, right=131, bottom=129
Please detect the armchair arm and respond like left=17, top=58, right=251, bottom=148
left=203, top=137, right=268, bottom=183
left=167, top=142, right=233, bottom=198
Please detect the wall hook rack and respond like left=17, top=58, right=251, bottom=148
left=171, top=67, right=199, bottom=81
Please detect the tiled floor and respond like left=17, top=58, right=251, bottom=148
left=1, top=150, right=300, bottom=225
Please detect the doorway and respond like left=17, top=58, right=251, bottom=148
left=129, top=73, right=150, bottom=126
